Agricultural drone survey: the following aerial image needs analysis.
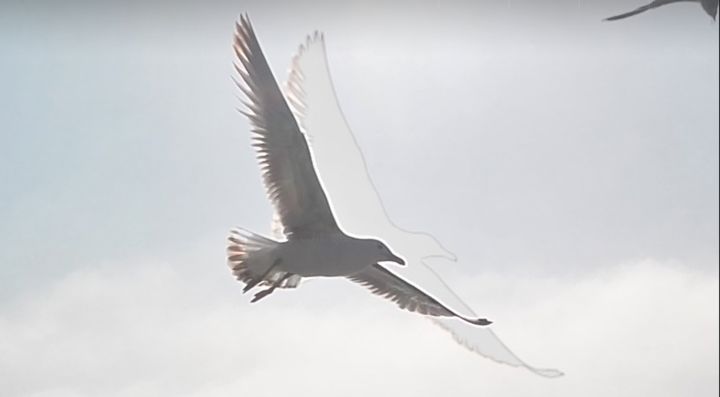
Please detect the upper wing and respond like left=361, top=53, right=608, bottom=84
left=233, top=16, right=340, bottom=238
left=283, top=32, right=396, bottom=236
left=604, top=0, right=692, bottom=21
left=348, top=264, right=491, bottom=326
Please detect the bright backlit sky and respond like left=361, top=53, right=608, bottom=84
left=1, top=1, right=718, bottom=396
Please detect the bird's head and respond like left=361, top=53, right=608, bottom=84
left=364, top=239, right=405, bottom=266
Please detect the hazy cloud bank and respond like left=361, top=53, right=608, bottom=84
left=1, top=256, right=716, bottom=397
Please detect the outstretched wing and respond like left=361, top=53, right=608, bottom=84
left=283, top=32, right=397, bottom=236
left=233, top=16, right=340, bottom=238
left=348, top=264, right=491, bottom=326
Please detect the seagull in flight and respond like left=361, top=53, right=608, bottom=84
left=604, top=0, right=718, bottom=21
left=227, top=15, right=492, bottom=327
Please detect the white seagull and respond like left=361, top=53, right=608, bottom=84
left=227, top=15, right=492, bottom=326
left=278, top=30, right=564, bottom=378
left=604, top=0, right=718, bottom=21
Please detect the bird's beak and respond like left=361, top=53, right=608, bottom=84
left=389, top=253, right=406, bottom=266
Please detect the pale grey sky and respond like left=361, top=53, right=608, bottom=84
left=1, top=0, right=717, bottom=290
left=0, top=1, right=718, bottom=395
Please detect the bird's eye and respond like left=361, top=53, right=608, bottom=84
left=377, top=243, right=383, bottom=250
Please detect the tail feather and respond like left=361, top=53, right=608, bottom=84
left=227, top=228, right=301, bottom=291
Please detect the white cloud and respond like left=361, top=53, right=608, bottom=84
left=0, top=258, right=717, bottom=397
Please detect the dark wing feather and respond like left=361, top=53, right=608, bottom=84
left=233, top=15, right=340, bottom=238
left=349, top=264, right=492, bottom=326
left=604, top=0, right=692, bottom=21
left=701, top=0, right=718, bottom=19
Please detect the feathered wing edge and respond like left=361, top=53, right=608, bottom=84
left=348, top=264, right=492, bottom=326
left=232, top=15, right=340, bottom=240
left=283, top=31, right=318, bottom=136
left=431, top=318, right=565, bottom=378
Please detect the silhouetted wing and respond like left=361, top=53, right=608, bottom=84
left=701, top=0, right=718, bottom=19
left=233, top=16, right=340, bottom=238
left=604, top=0, right=689, bottom=21
left=348, top=264, right=491, bottom=326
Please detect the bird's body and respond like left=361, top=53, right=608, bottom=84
left=604, top=0, right=718, bottom=21
left=281, top=235, right=400, bottom=277
left=231, top=230, right=404, bottom=278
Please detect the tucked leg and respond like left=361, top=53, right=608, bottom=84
left=251, top=273, right=292, bottom=303
left=242, top=259, right=280, bottom=294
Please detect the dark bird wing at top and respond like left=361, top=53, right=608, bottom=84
left=605, top=0, right=717, bottom=21
left=604, top=0, right=677, bottom=21
left=233, top=15, right=340, bottom=238
left=348, top=264, right=492, bottom=326
left=701, top=0, right=719, bottom=18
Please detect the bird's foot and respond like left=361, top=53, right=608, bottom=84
left=251, top=286, right=276, bottom=303
left=242, top=278, right=262, bottom=293
left=243, top=259, right=281, bottom=293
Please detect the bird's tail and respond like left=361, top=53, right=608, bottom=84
left=227, top=228, right=301, bottom=291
